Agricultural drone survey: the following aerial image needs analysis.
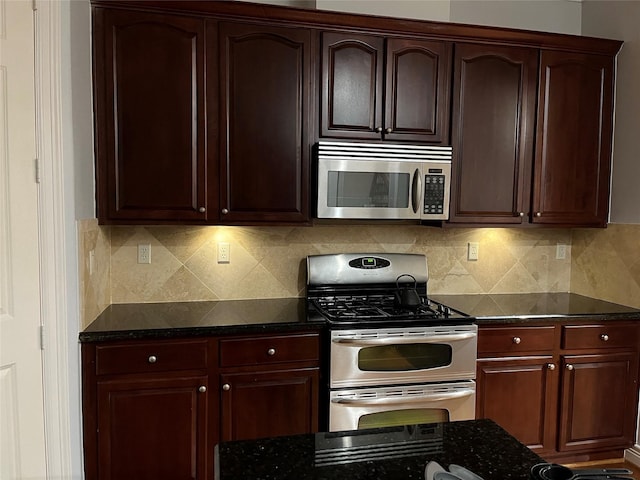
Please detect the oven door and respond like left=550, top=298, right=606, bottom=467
left=316, top=157, right=423, bottom=219
left=330, top=325, right=477, bottom=389
left=329, top=381, right=476, bottom=432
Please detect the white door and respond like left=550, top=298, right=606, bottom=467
left=0, top=0, right=48, bottom=478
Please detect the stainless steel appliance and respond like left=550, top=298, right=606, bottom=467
left=315, top=141, right=452, bottom=220
left=307, top=253, right=477, bottom=432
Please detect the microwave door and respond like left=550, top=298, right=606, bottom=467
left=317, top=158, right=422, bottom=219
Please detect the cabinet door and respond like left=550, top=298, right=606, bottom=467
left=219, top=22, right=312, bottom=223
left=220, top=368, right=319, bottom=442
left=559, top=352, right=639, bottom=452
left=321, top=32, right=384, bottom=139
left=384, top=38, right=451, bottom=143
left=532, top=51, right=614, bottom=226
left=476, top=357, right=558, bottom=453
left=93, top=9, right=209, bottom=223
left=449, top=43, right=538, bottom=224
left=96, top=375, right=209, bottom=480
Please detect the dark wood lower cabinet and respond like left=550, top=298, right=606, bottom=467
left=476, top=356, right=557, bottom=453
left=82, top=331, right=321, bottom=479
left=220, top=368, right=319, bottom=442
left=96, top=376, right=209, bottom=480
left=477, top=321, right=640, bottom=462
left=559, top=352, right=639, bottom=453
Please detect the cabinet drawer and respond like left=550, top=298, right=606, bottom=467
left=562, top=324, right=639, bottom=350
left=95, top=339, right=209, bottom=376
left=219, top=333, right=320, bottom=367
left=478, top=326, right=556, bottom=356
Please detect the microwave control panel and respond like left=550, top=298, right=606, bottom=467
left=423, top=174, right=445, bottom=215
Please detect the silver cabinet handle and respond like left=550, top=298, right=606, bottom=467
left=519, top=212, right=525, bottom=217
left=600, top=334, right=609, bottom=341
left=221, top=208, right=229, bottom=215
left=222, top=383, right=230, bottom=391
left=148, top=355, right=157, bottom=363
left=198, top=207, right=206, bottom=213
left=512, top=336, right=521, bottom=344
left=385, top=127, right=393, bottom=134
left=198, top=386, right=207, bottom=393
left=547, top=363, right=556, bottom=370
left=566, top=364, right=574, bottom=371
left=267, top=348, right=276, bottom=356
left=535, top=212, right=542, bottom=217
left=375, top=127, right=383, bottom=133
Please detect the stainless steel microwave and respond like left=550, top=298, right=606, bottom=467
left=316, top=141, right=452, bottom=220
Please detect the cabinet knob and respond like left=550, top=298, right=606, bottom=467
left=375, top=127, right=383, bottom=133
left=198, top=385, right=207, bottom=393
left=535, top=212, right=542, bottom=217
left=198, top=207, right=206, bottom=213
left=512, top=336, right=521, bottom=344
left=547, top=363, right=556, bottom=370
left=566, top=364, right=574, bottom=371
left=221, top=208, right=229, bottom=215
left=148, top=355, right=157, bottom=363
left=222, top=383, right=231, bottom=391
left=600, top=333, right=609, bottom=342
left=519, top=212, right=525, bottom=217
left=385, top=127, right=393, bottom=134
left=267, top=348, right=276, bottom=356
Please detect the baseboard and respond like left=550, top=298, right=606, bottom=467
left=624, top=445, right=640, bottom=467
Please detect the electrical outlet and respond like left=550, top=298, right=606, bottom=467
left=218, top=242, right=230, bottom=263
left=137, top=244, right=151, bottom=264
left=468, top=242, right=479, bottom=261
left=556, top=243, right=567, bottom=260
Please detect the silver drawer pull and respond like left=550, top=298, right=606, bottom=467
left=267, top=348, right=276, bottom=356
left=222, top=383, right=231, bottom=391
left=512, top=336, right=521, bottom=344
left=547, top=363, right=555, bottom=370
left=198, top=386, right=207, bottom=393
left=600, top=334, right=609, bottom=341
left=148, top=355, right=157, bottom=364
left=566, top=364, right=574, bottom=371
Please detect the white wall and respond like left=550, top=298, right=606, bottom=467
left=450, top=0, right=582, bottom=34
left=316, top=0, right=450, bottom=22
left=582, top=1, right=640, bottom=225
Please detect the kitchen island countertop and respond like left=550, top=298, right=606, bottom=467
left=214, top=418, right=543, bottom=480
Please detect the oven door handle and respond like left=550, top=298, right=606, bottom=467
left=331, top=388, right=475, bottom=405
left=332, top=332, right=476, bottom=345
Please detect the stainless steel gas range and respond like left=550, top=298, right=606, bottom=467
left=307, top=253, right=477, bottom=432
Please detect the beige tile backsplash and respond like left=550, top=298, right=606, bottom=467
left=78, top=219, right=584, bottom=328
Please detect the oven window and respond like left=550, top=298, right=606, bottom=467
left=327, top=171, right=410, bottom=208
left=357, top=344, right=452, bottom=371
left=358, top=409, right=450, bottom=429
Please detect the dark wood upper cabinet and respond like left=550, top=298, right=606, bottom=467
left=218, top=22, right=312, bottom=223
left=321, top=32, right=451, bottom=143
left=532, top=51, right=615, bottom=226
left=93, top=8, right=210, bottom=223
left=449, top=43, right=538, bottom=224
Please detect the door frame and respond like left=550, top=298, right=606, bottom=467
left=34, top=1, right=81, bottom=477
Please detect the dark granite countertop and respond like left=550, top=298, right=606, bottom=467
left=80, top=293, right=640, bottom=342
left=214, top=419, right=543, bottom=480
left=430, top=293, right=640, bottom=324
left=79, top=297, right=323, bottom=342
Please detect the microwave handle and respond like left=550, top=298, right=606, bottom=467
left=332, top=387, right=475, bottom=405
left=332, top=332, right=476, bottom=345
left=411, top=168, right=422, bottom=214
